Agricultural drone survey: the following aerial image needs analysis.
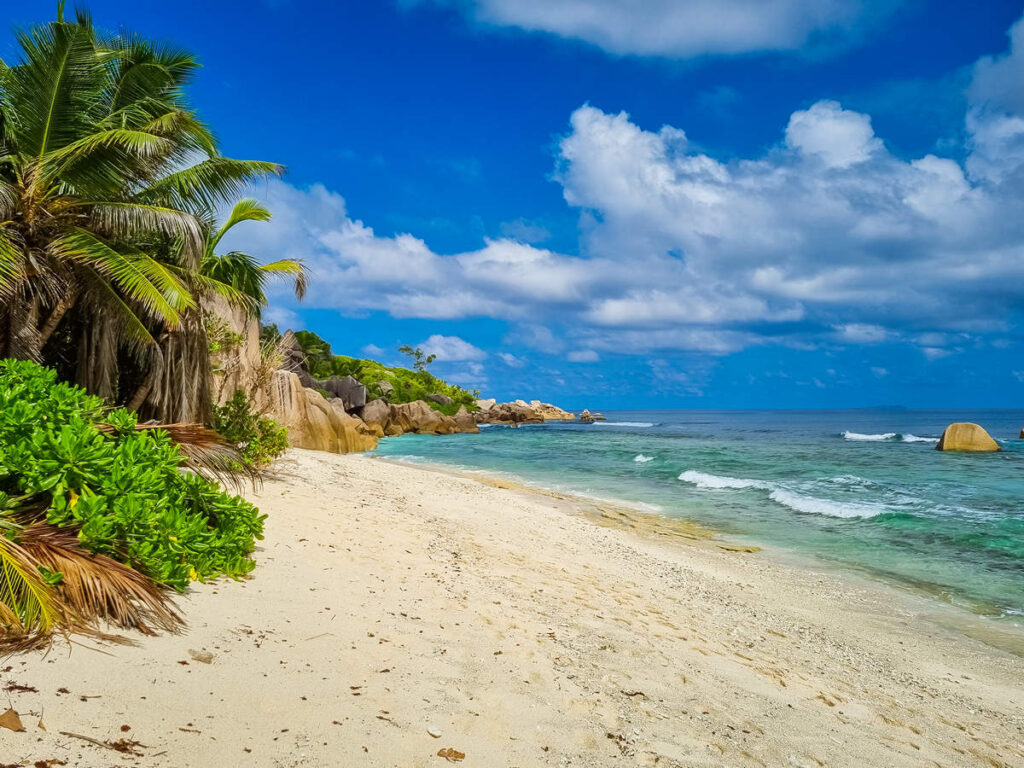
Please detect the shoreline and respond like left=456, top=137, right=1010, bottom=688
left=5, top=448, right=1023, bottom=767
left=373, top=454, right=1024, bottom=658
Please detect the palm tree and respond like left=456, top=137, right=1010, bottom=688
left=0, top=4, right=282, bottom=408
left=132, top=199, right=307, bottom=422
left=201, top=198, right=307, bottom=314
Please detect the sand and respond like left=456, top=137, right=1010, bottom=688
left=2, top=448, right=1022, bottom=767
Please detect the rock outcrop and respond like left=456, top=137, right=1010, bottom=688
left=360, top=398, right=478, bottom=436
left=475, top=399, right=577, bottom=425
left=452, top=405, right=480, bottom=434
left=529, top=400, right=575, bottom=420
left=426, top=393, right=454, bottom=406
left=1019, top=427, right=1024, bottom=439
left=476, top=401, right=544, bottom=426
left=377, top=380, right=395, bottom=400
left=936, top=422, right=1000, bottom=452
left=317, top=375, right=367, bottom=411
left=267, top=371, right=380, bottom=453
left=388, top=401, right=458, bottom=435
left=579, top=409, right=607, bottom=423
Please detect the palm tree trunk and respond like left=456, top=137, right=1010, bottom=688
left=37, top=290, right=79, bottom=348
left=4, top=296, right=43, bottom=361
left=127, top=336, right=166, bottom=413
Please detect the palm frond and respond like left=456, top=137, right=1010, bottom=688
left=45, top=127, right=174, bottom=173
left=78, top=201, right=204, bottom=263
left=74, top=262, right=156, bottom=352
left=260, top=258, right=308, bottom=301
left=0, top=225, right=27, bottom=300
left=209, top=197, right=271, bottom=252
left=5, top=12, right=106, bottom=160
left=97, top=421, right=257, bottom=487
left=53, top=229, right=193, bottom=325
left=0, top=533, right=60, bottom=645
left=138, top=159, right=284, bottom=213
left=168, top=263, right=260, bottom=315
left=18, top=524, right=183, bottom=636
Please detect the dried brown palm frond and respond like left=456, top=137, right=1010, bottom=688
left=96, top=420, right=258, bottom=487
left=18, top=524, right=183, bottom=636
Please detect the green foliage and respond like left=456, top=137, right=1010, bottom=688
left=260, top=323, right=282, bottom=346
left=0, top=360, right=265, bottom=591
left=293, top=330, right=333, bottom=372
left=293, top=332, right=477, bottom=411
left=398, top=345, right=436, bottom=372
left=212, top=390, right=289, bottom=471
left=205, top=314, right=245, bottom=354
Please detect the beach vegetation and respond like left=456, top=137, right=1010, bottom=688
left=0, top=359, right=265, bottom=648
left=212, top=390, right=290, bottom=470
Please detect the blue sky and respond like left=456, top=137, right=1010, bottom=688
left=9, top=1, right=1024, bottom=408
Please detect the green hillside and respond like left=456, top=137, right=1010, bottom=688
left=291, top=330, right=478, bottom=415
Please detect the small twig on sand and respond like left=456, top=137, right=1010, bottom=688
left=59, top=730, right=146, bottom=755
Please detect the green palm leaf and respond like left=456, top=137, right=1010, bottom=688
left=53, top=228, right=193, bottom=325
left=0, top=534, right=59, bottom=638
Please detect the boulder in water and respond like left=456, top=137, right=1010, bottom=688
left=935, top=422, right=999, bottom=452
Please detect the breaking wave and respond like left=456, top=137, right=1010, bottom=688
left=842, top=431, right=938, bottom=443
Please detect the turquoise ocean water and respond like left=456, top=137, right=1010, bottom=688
left=373, top=410, right=1024, bottom=622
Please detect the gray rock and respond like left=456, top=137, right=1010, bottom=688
left=425, top=393, right=454, bottom=406
left=280, top=330, right=309, bottom=377
left=318, top=375, right=367, bottom=412
left=377, top=380, right=395, bottom=400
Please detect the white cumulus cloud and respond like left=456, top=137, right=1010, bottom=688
left=419, top=334, right=488, bottom=361
left=427, top=0, right=884, bottom=58
left=227, top=13, right=1024, bottom=363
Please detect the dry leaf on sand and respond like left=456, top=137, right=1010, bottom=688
left=437, top=747, right=465, bottom=762
left=0, top=708, right=25, bottom=732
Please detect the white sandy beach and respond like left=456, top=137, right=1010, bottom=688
left=2, top=448, right=1022, bottom=767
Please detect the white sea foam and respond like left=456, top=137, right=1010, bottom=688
left=841, top=431, right=939, bottom=443
left=592, top=421, right=655, bottom=427
left=680, top=470, right=889, bottom=519
left=842, top=431, right=897, bottom=441
left=633, top=454, right=655, bottom=463
left=768, top=488, right=886, bottom=519
left=678, top=470, right=770, bottom=490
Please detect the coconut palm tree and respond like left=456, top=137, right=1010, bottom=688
left=131, top=199, right=307, bottom=422
left=0, top=3, right=282, bottom=407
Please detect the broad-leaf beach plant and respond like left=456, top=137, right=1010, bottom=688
left=0, top=359, right=265, bottom=648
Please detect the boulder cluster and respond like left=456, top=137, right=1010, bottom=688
left=211, top=302, right=599, bottom=454
left=474, top=398, right=573, bottom=426
left=275, top=332, right=480, bottom=447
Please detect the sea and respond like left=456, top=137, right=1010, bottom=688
left=373, top=409, right=1024, bottom=623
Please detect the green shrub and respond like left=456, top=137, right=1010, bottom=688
left=212, top=390, right=290, bottom=471
left=0, top=360, right=265, bottom=591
